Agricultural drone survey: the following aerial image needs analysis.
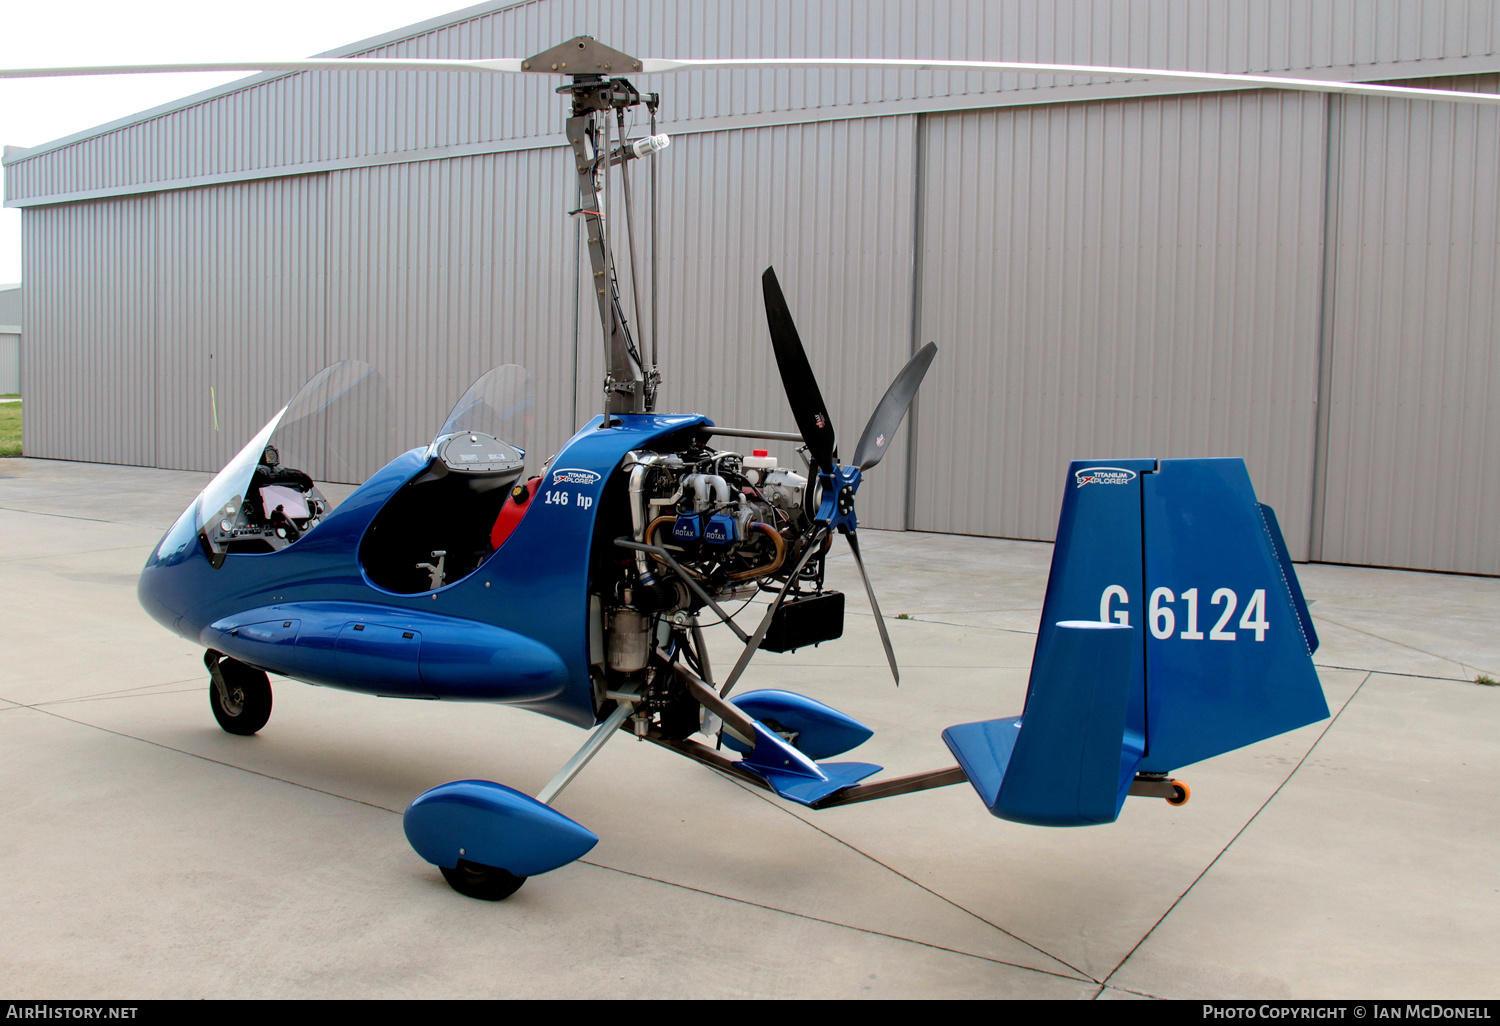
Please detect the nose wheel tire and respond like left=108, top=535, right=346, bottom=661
left=208, top=656, right=273, bottom=736
left=440, top=859, right=527, bottom=901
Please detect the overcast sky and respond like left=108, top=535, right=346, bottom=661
left=0, top=0, right=477, bottom=285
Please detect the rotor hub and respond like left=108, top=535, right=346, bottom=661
left=521, top=36, right=643, bottom=76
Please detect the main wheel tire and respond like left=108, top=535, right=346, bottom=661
left=210, top=659, right=273, bottom=736
left=440, top=859, right=527, bottom=901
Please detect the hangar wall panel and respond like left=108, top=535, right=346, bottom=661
left=9, top=0, right=1500, bottom=206
left=615, top=115, right=918, bottom=530
left=910, top=91, right=1327, bottom=558
left=326, top=146, right=578, bottom=471
left=152, top=176, right=331, bottom=474
left=22, top=155, right=579, bottom=479
left=20, top=198, right=157, bottom=466
left=1317, top=76, right=1500, bottom=574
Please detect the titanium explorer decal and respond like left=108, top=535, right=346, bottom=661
left=1075, top=467, right=1137, bottom=488
left=550, top=468, right=602, bottom=487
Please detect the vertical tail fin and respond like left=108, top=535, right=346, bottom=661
left=1135, top=459, right=1327, bottom=772
left=942, top=457, right=1328, bottom=826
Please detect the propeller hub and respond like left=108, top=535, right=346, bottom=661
left=815, top=466, right=862, bottom=534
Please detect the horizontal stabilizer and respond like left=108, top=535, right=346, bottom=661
left=943, top=621, right=1139, bottom=826
left=748, top=759, right=885, bottom=805
left=735, top=718, right=881, bottom=805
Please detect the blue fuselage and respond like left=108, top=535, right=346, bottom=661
left=139, top=414, right=707, bottom=729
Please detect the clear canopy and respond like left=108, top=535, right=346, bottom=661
left=192, top=360, right=394, bottom=560
left=274, top=359, right=396, bottom=487
left=435, top=364, right=535, bottom=475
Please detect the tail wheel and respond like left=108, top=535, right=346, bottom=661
left=440, top=859, right=527, bottom=901
left=1167, top=780, right=1191, bottom=806
left=208, top=655, right=273, bottom=735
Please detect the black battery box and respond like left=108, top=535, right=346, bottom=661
left=759, top=590, right=845, bottom=653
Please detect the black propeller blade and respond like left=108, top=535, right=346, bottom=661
left=761, top=267, right=838, bottom=475
left=845, top=529, right=900, bottom=686
left=843, top=343, right=937, bottom=685
left=760, top=266, right=939, bottom=688
left=851, top=341, right=938, bottom=471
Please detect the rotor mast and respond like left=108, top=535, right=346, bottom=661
left=526, top=38, right=662, bottom=416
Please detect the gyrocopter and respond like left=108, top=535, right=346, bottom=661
left=11, top=36, right=1493, bottom=901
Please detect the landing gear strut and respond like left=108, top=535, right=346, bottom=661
left=206, top=649, right=273, bottom=735
left=406, top=688, right=638, bottom=901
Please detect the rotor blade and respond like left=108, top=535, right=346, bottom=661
left=0, top=58, right=525, bottom=80
left=845, top=530, right=899, bottom=686
left=638, top=58, right=1500, bottom=108
left=9, top=55, right=1499, bottom=111
left=851, top=341, right=937, bottom=472
left=7, top=55, right=1500, bottom=110
left=762, top=267, right=837, bottom=475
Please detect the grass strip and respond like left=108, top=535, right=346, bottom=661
left=0, top=400, right=20, bottom=457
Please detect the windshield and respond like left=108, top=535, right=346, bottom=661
left=192, top=360, right=393, bottom=562
left=274, top=359, right=395, bottom=488
left=435, top=364, right=534, bottom=475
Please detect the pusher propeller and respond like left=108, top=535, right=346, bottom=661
left=761, top=268, right=838, bottom=476
left=851, top=341, right=937, bottom=472
left=760, top=267, right=937, bottom=686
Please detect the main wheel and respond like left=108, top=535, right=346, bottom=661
left=209, top=658, right=273, bottom=735
left=440, top=859, right=527, bottom=901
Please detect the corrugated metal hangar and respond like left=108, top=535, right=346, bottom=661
left=0, top=283, right=20, bottom=394
left=4, top=0, right=1500, bottom=574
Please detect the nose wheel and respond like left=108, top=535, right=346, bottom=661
left=205, top=650, right=273, bottom=735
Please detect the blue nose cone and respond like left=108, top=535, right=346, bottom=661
left=138, top=504, right=210, bottom=633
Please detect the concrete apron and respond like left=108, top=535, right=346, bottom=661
left=0, top=457, right=1497, bottom=999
